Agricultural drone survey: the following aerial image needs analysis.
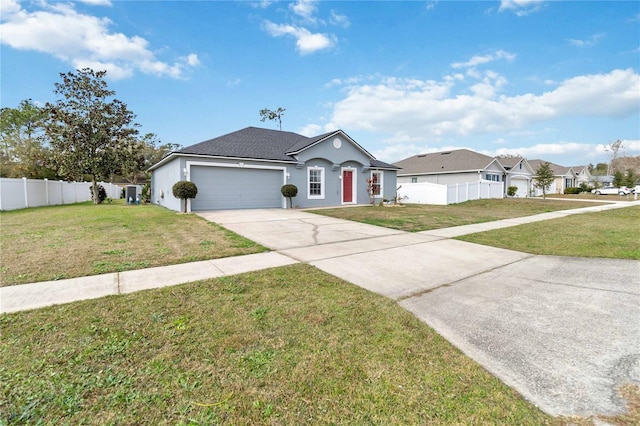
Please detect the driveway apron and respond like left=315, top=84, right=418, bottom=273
left=198, top=207, right=640, bottom=418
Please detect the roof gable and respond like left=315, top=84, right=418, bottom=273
left=394, top=149, right=502, bottom=175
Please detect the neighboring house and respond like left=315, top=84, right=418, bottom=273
left=148, top=127, right=398, bottom=212
left=529, top=160, right=576, bottom=195
left=497, top=157, right=534, bottom=197
left=572, top=165, right=592, bottom=188
left=395, top=149, right=507, bottom=186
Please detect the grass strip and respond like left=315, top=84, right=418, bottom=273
left=0, top=200, right=265, bottom=286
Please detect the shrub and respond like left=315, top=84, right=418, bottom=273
left=507, top=186, right=518, bottom=197
left=141, top=182, right=151, bottom=203
left=172, top=181, right=198, bottom=212
left=578, top=182, right=589, bottom=193
left=281, top=184, right=298, bottom=208
left=89, top=184, right=107, bottom=204
left=564, top=187, right=582, bottom=194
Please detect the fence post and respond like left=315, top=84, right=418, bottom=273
left=45, top=178, right=49, bottom=206
left=22, top=177, right=29, bottom=208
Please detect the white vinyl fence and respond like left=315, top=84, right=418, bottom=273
left=0, top=178, right=122, bottom=211
left=398, top=180, right=504, bottom=205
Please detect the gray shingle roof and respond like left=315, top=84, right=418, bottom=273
left=496, top=157, right=524, bottom=170
left=168, top=126, right=398, bottom=169
left=394, top=149, right=497, bottom=175
left=177, top=127, right=303, bottom=162
left=528, top=159, right=574, bottom=176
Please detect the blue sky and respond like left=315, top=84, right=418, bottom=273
left=2, top=0, right=639, bottom=167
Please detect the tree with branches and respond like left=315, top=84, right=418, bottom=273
left=533, top=161, right=555, bottom=199
left=259, top=107, right=286, bottom=130
left=44, top=69, right=139, bottom=203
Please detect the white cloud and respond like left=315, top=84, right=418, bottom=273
left=325, top=69, right=640, bottom=142
left=451, top=50, right=516, bottom=69
left=498, top=0, right=545, bottom=16
left=297, top=123, right=323, bottom=137
left=263, top=21, right=335, bottom=54
left=567, top=33, right=605, bottom=47
left=290, top=0, right=318, bottom=20
left=78, top=0, right=112, bottom=6
left=330, top=10, right=350, bottom=28
left=0, top=1, right=199, bottom=80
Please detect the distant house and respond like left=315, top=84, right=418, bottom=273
left=572, top=165, right=592, bottom=188
left=393, top=149, right=506, bottom=204
left=148, top=127, right=399, bottom=212
left=529, top=160, right=576, bottom=195
left=395, top=149, right=507, bottom=185
left=497, top=157, right=534, bottom=197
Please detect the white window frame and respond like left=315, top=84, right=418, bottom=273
left=307, top=166, right=325, bottom=199
left=485, top=173, right=500, bottom=182
left=370, top=170, right=383, bottom=198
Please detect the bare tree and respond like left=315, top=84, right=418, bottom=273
left=605, top=139, right=624, bottom=176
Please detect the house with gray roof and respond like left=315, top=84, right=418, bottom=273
left=149, top=127, right=398, bottom=212
left=528, top=160, right=576, bottom=195
left=496, top=157, right=534, bottom=197
left=395, top=149, right=507, bottom=186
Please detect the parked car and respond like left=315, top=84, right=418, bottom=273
left=591, top=186, right=632, bottom=195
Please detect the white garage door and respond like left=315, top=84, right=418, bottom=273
left=190, top=166, right=284, bottom=210
left=511, top=178, right=529, bottom=197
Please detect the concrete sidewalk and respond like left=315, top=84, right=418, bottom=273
left=0, top=252, right=297, bottom=314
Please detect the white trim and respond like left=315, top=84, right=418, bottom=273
left=185, top=161, right=288, bottom=211
left=307, top=166, right=325, bottom=200
left=370, top=170, right=383, bottom=199
left=341, top=167, right=357, bottom=204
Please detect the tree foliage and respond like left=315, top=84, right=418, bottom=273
left=119, top=133, right=180, bottom=184
left=0, top=99, right=55, bottom=178
left=172, top=181, right=198, bottom=213
left=43, top=69, right=139, bottom=203
left=259, top=107, right=286, bottom=130
left=533, top=161, right=554, bottom=199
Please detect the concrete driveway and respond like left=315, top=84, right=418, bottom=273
left=197, top=208, right=640, bottom=418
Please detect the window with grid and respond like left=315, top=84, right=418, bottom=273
left=370, top=171, right=382, bottom=196
left=308, top=167, right=324, bottom=199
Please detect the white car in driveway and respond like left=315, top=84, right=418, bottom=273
left=591, top=186, right=632, bottom=195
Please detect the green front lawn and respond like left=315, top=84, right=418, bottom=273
left=311, top=198, right=603, bottom=232
left=457, top=206, right=640, bottom=259
left=0, top=201, right=265, bottom=286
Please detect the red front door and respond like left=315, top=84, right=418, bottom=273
left=343, top=170, right=353, bottom=203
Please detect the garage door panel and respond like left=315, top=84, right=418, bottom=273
left=191, top=166, right=283, bottom=210
left=511, top=179, right=529, bottom=197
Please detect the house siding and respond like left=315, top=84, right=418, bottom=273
left=150, top=156, right=183, bottom=212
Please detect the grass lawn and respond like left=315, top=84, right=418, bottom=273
left=457, top=205, right=640, bottom=259
left=0, top=200, right=265, bottom=286
left=311, top=198, right=606, bottom=232
left=0, top=264, right=556, bottom=425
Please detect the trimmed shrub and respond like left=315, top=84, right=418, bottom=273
left=89, top=184, right=107, bottom=204
left=281, top=184, right=298, bottom=208
left=172, top=181, right=198, bottom=212
left=507, top=186, right=518, bottom=197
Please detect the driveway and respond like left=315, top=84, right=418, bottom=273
left=198, top=208, right=640, bottom=418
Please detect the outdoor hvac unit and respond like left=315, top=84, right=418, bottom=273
left=125, top=185, right=142, bottom=204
